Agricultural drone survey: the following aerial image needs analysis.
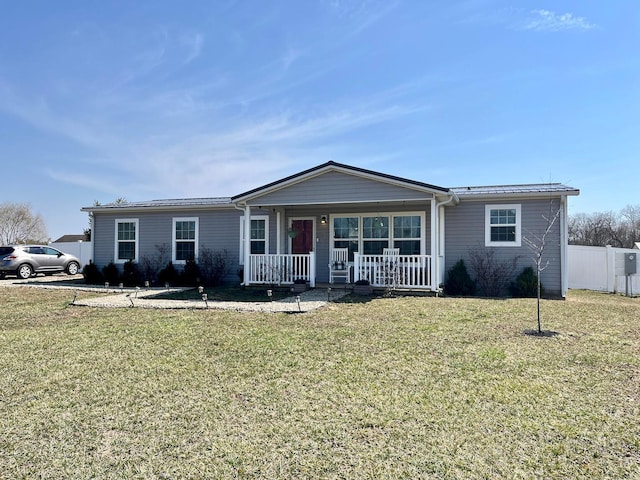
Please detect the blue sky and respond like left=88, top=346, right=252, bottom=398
left=0, top=1, right=638, bottom=241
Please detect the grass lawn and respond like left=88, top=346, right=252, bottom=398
left=0, top=288, right=638, bottom=479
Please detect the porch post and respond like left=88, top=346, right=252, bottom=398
left=430, top=198, right=437, bottom=291
left=244, top=205, right=252, bottom=286
left=276, top=210, right=281, bottom=255
left=309, top=251, right=316, bottom=287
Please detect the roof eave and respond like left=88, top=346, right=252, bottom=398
left=81, top=202, right=234, bottom=213
left=231, top=161, right=450, bottom=203
left=455, top=189, right=580, bottom=201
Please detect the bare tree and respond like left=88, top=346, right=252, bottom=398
left=0, top=202, right=48, bottom=244
left=569, top=204, right=640, bottom=248
left=523, top=200, right=561, bottom=334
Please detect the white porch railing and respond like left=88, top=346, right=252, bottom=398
left=247, top=252, right=316, bottom=287
left=354, top=253, right=432, bottom=289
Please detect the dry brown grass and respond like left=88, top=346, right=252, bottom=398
left=0, top=287, right=638, bottom=479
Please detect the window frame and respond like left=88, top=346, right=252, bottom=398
left=114, top=218, right=139, bottom=263
left=331, top=212, right=426, bottom=258
left=485, top=204, right=521, bottom=247
left=392, top=214, right=423, bottom=255
left=172, top=217, right=199, bottom=264
left=239, top=215, right=269, bottom=265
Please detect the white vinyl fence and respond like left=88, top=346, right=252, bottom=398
left=568, top=245, right=639, bottom=295
left=48, top=241, right=93, bottom=268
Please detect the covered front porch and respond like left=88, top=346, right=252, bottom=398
left=232, top=161, right=458, bottom=292
left=244, top=250, right=433, bottom=290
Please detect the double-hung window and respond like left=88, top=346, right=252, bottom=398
left=332, top=212, right=425, bottom=258
left=362, top=216, right=389, bottom=254
left=393, top=215, right=422, bottom=255
left=239, top=215, right=269, bottom=264
left=115, top=219, right=139, bottom=263
left=173, top=217, right=199, bottom=263
left=332, top=216, right=359, bottom=261
left=485, top=204, right=521, bottom=246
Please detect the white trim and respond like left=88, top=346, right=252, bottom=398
left=232, top=164, right=448, bottom=203
left=560, top=195, right=568, bottom=297
left=244, top=197, right=433, bottom=207
left=485, top=204, right=521, bottom=247
left=172, top=217, right=199, bottom=264
left=430, top=200, right=437, bottom=290
left=114, top=218, right=139, bottom=263
left=239, top=214, right=269, bottom=265
left=330, top=211, right=427, bottom=256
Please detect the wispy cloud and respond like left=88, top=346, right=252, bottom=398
left=181, top=32, right=204, bottom=65
left=323, top=0, right=400, bottom=36
left=0, top=81, right=113, bottom=149
left=456, top=6, right=597, bottom=33
left=516, top=9, right=597, bottom=32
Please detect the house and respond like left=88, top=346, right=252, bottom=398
left=81, top=161, right=579, bottom=296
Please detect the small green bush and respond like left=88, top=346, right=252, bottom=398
left=101, top=262, right=121, bottom=286
left=82, top=261, right=103, bottom=285
left=121, top=259, right=142, bottom=287
left=510, top=266, right=543, bottom=298
left=444, top=259, right=476, bottom=296
left=180, top=259, right=201, bottom=287
left=158, top=262, right=179, bottom=286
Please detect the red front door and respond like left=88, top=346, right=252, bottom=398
left=291, top=220, right=314, bottom=254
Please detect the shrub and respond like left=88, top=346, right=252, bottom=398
left=444, top=259, right=476, bottom=296
left=158, top=262, right=179, bottom=286
left=510, top=266, right=544, bottom=298
left=198, top=248, right=228, bottom=286
left=138, top=243, right=171, bottom=286
left=82, top=261, right=103, bottom=285
left=355, top=278, right=370, bottom=285
left=101, top=262, right=121, bottom=286
left=121, top=259, right=142, bottom=287
left=468, top=247, right=519, bottom=297
left=181, top=259, right=201, bottom=287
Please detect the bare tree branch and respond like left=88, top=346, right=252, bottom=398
left=0, top=203, right=48, bottom=244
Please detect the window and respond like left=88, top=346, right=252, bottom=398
left=115, top=219, right=139, bottom=263
left=239, top=215, right=269, bottom=264
left=485, top=204, right=521, bottom=247
left=393, top=215, right=422, bottom=255
left=333, top=216, right=359, bottom=260
left=362, top=216, right=389, bottom=254
left=173, top=218, right=199, bottom=263
left=331, top=212, right=425, bottom=258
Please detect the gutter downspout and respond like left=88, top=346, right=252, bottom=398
left=234, top=203, right=251, bottom=286
left=560, top=195, right=568, bottom=298
left=433, top=191, right=459, bottom=292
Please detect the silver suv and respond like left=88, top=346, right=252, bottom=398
left=0, top=245, right=81, bottom=279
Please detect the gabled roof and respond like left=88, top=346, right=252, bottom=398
left=452, top=183, right=579, bottom=199
left=52, top=234, right=87, bottom=243
left=231, top=161, right=451, bottom=202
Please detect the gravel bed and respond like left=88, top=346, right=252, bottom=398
left=1, top=275, right=348, bottom=312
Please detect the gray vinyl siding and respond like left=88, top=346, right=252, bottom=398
left=444, top=199, right=563, bottom=295
left=92, top=208, right=247, bottom=283
left=248, top=171, right=433, bottom=205
left=283, top=204, right=432, bottom=283
left=91, top=202, right=432, bottom=285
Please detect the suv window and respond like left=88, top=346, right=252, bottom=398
left=0, top=247, right=15, bottom=256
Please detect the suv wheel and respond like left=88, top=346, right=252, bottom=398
left=17, top=264, right=34, bottom=279
left=66, top=262, right=80, bottom=275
